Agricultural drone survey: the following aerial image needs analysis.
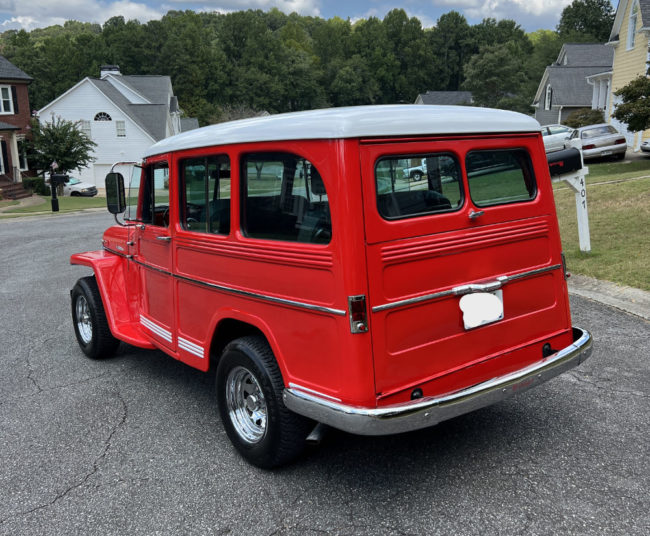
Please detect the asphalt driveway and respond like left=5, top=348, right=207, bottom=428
left=0, top=212, right=648, bottom=535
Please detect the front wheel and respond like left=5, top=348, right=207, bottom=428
left=216, top=336, right=311, bottom=468
left=71, top=276, right=120, bottom=359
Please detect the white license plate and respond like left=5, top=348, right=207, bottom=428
left=600, top=150, right=612, bottom=156
left=459, top=290, right=504, bottom=330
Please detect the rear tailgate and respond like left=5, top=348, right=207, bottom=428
left=360, top=134, right=573, bottom=400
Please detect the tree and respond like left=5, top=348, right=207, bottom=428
left=557, top=0, right=615, bottom=42
left=563, top=108, right=605, bottom=128
left=28, top=117, right=96, bottom=175
left=462, top=43, right=528, bottom=112
left=612, top=73, right=650, bottom=131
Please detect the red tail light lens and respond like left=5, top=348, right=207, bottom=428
left=615, top=138, right=626, bottom=145
left=583, top=144, right=596, bottom=150
left=348, top=295, right=368, bottom=334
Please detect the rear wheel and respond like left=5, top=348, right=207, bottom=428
left=71, top=276, right=120, bottom=359
left=216, top=335, right=311, bottom=468
left=411, top=171, right=423, bottom=181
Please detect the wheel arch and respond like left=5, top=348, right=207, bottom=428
left=208, top=312, right=288, bottom=382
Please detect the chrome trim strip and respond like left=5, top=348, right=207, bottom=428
left=104, top=246, right=346, bottom=317
left=174, top=273, right=347, bottom=316
left=372, top=264, right=562, bottom=313
left=178, top=337, right=205, bottom=359
left=140, top=314, right=173, bottom=343
left=283, top=327, right=592, bottom=436
left=288, top=382, right=342, bottom=402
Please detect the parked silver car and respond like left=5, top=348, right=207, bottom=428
left=541, top=124, right=574, bottom=153
left=569, top=124, right=627, bottom=160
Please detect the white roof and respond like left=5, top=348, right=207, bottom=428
left=144, top=105, right=541, bottom=157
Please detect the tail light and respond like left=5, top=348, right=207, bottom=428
left=348, top=295, right=368, bottom=334
left=615, top=138, right=626, bottom=145
left=583, top=144, right=596, bottom=150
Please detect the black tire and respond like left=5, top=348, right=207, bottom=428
left=411, top=171, right=423, bottom=181
left=216, top=335, right=311, bottom=468
left=71, top=276, right=120, bottom=359
left=615, top=151, right=626, bottom=161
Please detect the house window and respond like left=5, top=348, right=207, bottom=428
left=94, top=112, right=112, bottom=121
left=115, top=120, right=126, bottom=137
left=628, top=1, right=638, bottom=49
left=79, top=120, right=91, bottom=138
left=0, top=86, right=13, bottom=114
left=545, top=85, right=553, bottom=110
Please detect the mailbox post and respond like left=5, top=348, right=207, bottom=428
left=548, top=139, right=591, bottom=253
left=50, top=174, right=68, bottom=213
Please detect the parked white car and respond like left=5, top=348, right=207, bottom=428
left=569, top=124, right=627, bottom=161
left=541, top=124, right=574, bottom=153
left=62, top=178, right=98, bottom=197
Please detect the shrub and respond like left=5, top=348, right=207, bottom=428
left=22, top=176, right=51, bottom=196
left=563, top=108, right=605, bottom=128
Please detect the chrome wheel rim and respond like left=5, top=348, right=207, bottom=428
left=75, top=295, right=93, bottom=344
left=225, top=366, right=267, bottom=444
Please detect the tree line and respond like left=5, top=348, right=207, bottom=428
left=0, top=1, right=614, bottom=126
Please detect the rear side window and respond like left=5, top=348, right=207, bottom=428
left=466, top=149, right=536, bottom=207
left=180, top=155, right=231, bottom=234
left=241, top=153, right=332, bottom=244
left=375, top=154, right=462, bottom=219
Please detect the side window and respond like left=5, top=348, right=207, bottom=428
left=140, top=162, right=170, bottom=227
left=180, top=155, right=230, bottom=234
left=466, top=149, right=536, bottom=207
left=375, top=154, right=462, bottom=219
left=241, top=153, right=331, bottom=244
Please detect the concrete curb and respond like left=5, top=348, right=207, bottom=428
left=568, top=274, right=650, bottom=321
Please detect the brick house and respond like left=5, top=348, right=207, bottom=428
left=0, top=55, right=32, bottom=184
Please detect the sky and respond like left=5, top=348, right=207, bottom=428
left=0, top=0, right=619, bottom=34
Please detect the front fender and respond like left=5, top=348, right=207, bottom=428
left=71, top=251, right=154, bottom=349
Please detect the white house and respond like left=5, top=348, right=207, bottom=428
left=37, top=65, right=198, bottom=188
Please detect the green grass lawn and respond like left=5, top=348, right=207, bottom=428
left=0, top=195, right=106, bottom=215
left=553, top=159, right=650, bottom=290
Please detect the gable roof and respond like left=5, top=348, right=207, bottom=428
left=88, top=78, right=170, bottom=140
left=533, top=43, right=613, bottom=106
left=415, top=91, right=473, bottom=105
left=0, top=56, right=32, bottom=82
left=557, top=44, right=614, bottom=67
left=610, top=0, right=650, bottom=41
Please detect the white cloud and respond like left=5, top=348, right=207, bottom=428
left=0, top=1, right=165, bottom=31
left=434, top=0, right=573, bottom=20
left=171, top=0, right=321, bottom=16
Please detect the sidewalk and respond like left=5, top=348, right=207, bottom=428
left=568, top=274, right=650, bottom=321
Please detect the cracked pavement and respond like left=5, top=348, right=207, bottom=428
left=1, top=212, right=648, bottom=535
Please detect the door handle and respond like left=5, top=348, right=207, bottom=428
left=155, top=236, right=171, bottom=242
left=469, top=210, right=484, bottom=220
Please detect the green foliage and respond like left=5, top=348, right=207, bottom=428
left=0, top=7, right=612, bottom=123
left=27, top=117, right=97, bottom=174
left=563, top=108, right=605, bottom=128
left=557, top=0, right=615, bottom=42
left=612, top=74, right=650, bottom=132
left=21, top=176, right=50, bottom=195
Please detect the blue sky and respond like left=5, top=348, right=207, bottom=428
left=0, top=1, right=618, bottom=33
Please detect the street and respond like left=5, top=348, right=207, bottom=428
left=0, top=211, right=648, bottom=535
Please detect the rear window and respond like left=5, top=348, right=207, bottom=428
left=466, top=149, right=536, bottom=207
left=581, top=125, right=617, bottom=138
left=375, top=153, right=463, bottom=219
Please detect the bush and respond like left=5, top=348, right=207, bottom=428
left=563, top=108, right=605, bottom=128
left=22, top=176, right=51, bottom=196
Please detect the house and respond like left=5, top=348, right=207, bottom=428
left=532, top=44, right=614, bottom=126
left=603, top=0, right=650, bottom=149
left=0, top=56, right=32, bottom=188
left=38, top=65, right=198, bottom=188
left=415, top=91, right=474, bottom=105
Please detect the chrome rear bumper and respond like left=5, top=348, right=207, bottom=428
left=283, top=327, right=592, bottom=436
